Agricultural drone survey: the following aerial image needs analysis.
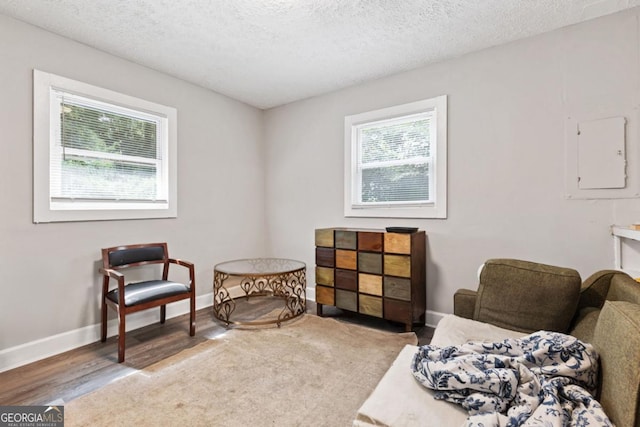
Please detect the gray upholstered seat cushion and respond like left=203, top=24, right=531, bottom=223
left=106, top=280, right=190, bottom=306
left=474, top=259, right=581, bottom=333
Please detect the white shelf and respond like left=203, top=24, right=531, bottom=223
left=611, top=225, right=640, bottom=276
left=611, top=225, right=640, bottom=240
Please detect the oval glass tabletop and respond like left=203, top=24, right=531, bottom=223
left=214, top=258, right=306, bottom=276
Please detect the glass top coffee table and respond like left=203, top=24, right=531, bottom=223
left=213, top=258, right=306, bottom=327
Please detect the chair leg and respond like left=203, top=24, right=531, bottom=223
left=118, top=312, right=126, bottom=363
left=101, top=299, right=108, bottom=343
left=160, top=305, right=166, bottom=324
left=189, top=294, right=196, bottom=336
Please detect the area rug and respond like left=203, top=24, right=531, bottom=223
left=65, top=314, right=417, bottom=426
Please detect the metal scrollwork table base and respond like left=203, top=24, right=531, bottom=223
left=213, top=258, right=306, bottom=327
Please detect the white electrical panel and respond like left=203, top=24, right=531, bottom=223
left=577, top=116, right=626, bottom=189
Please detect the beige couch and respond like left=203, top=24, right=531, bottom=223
left=354, top=260, right=640, bottom=427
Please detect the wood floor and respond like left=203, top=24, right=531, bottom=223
left=0, top=299, right=433, bottom=406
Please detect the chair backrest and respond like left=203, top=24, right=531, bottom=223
left=102, top=242, right=168, bottom=270
left=474, top=258, right=581, bottom=333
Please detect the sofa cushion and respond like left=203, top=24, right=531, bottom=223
left=353, top=344, right=468, bottom=427
left=354, top=315, right=526, bottom=427
left=474, top=259, right=581, bottom=333
left=592, top=301, right=640, bottom=427
left=430, top=314, right=526, bottom=348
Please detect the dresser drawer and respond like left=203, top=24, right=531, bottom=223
left=316, top=285, right=334, bottom=306
left=358, top=252, right=382, bottom=274
left=384, top=299, right=412, bottom=324
left=359, top=294, right=382, bottom=318
left=315, top=266, right=334, bottom=286
left=335, top=269, right=357, bottom=291
left=384, top=233, right=412, bottom=254
left=335, top=289, right=357, bottom=312
left=384, top=254, right=411, bottom=278
left=359, top=273, right=382, bottom=296
left=384, top=276, right=411, bottom=301
left=335, top=230, right=357, bottom=250
left=336, top=249, right=357, bottom=270
left=315, top=228, right=334, bottom=248
left=358, top=232, right=383, bottom=252
left=315, top=247, right=335, bottom=268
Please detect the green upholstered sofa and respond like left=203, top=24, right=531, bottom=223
left=354, top=259, right=640, bottom=427
left=455, top=260, right=640, bottom=427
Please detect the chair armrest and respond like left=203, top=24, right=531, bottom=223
left=99, top=268, right=124, bottom=281
left=453, top=289, right=477, bottom=319
left=169, top=258, right=194, bottom=268
left=99, top=267, right=126, bottom=305
left=168, top=258, right=196, bottom=290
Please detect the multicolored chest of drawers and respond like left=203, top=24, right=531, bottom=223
left=314, top=228, right=426, bottom=331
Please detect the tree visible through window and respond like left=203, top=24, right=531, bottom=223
left=359, top=115, right=431, bottom=204
left=55, top=94, right=162, bottom=202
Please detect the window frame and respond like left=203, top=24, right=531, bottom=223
left=344, top=96, right=448, bottom=219
left=33, top=69, right=178, bottom=223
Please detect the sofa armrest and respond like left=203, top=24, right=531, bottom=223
left=453, top=289, right=477, bottom=319
left=592, top=301, right=640, bottom=427
left=577, top=270, right=619, bottom=311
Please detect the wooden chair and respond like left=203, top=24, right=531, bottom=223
left=99, top=242, right=196, bottom=362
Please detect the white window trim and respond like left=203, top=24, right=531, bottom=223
left=344, top=96, right=448, bottom=219
left=33, top=69, right=178, bottom=223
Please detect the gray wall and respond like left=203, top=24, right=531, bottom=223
left=0, top=15, right=266, bottom=353
left=263, top=8, right=640, bottom=319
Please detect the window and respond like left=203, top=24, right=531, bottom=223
left=33, top=70, right=177, bottom=223
left=344, top=96, right=447, bottom=218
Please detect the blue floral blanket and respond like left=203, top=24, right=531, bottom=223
left=411, top=331, right=612, bottom=426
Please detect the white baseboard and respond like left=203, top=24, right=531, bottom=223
left=425, top=310, right=446, bottom=329
left=306, top=286, right=316, bottom=302
left=0, top=293, right=214, bottom=373
left=1, top=288, right=448, bottom=373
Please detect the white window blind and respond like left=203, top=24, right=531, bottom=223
left=356, top=113, right=432, bottom=206
left=51, top=90, right=166, bottom=204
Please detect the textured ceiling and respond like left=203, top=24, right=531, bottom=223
left=1, top=0, right=639, bottom=109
